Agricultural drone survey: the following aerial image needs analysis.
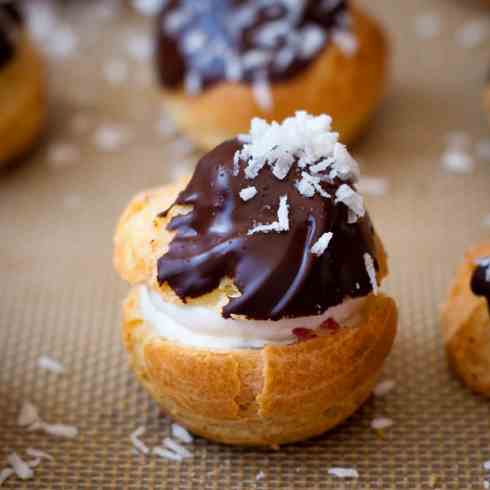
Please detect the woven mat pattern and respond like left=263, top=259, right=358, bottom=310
left=1, top=0, right=490, bottom=488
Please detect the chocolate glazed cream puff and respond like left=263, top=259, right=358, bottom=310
left=0, top=3, right=46, bottom=167
left=155, top=0, right=388, bottom=150
left=441, top=244, right=490, bottom=396
left=114, top=112, right=397, bottom=446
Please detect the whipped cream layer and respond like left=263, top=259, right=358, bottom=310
left=139, top=285, right=366, bottom=350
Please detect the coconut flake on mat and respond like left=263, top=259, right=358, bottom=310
left=153, top=446, right=184, bottom=462
left=357, top=177, right=389, bottom=197
left=7, top=453, right=33, bottom=481
left=103, top=59, right=128, bottom=85
left=94, top=125, right=130, bottom=152
left=371, top=417, right=394, bottom=430
left=483, top=460, right=490, bottom=471
left=126, top=33, right=153, bottom=61
left=328, top=467, right=359, bottom=479
left=0, top=468, right=13, bottom=486
left=441, top=148, right=475, bottom=174
left=373, top=379, right=396, bottom=397
left=414, top=13, right=441, bottom=40
left=311, top=232, right=333, bottom=257
left=456, top=19, right=489, bottom=49
left=38, top=355, right=64, bottom=375
left=47, top=143, right=80, bottom=168
left=17, top=401, right=40, bottom=427
left=26, top=449, right=53, bottom=462
left=364, top=253, right=378, bottom=295
left=163, top=438, right=193, bottom=459
left=256, top=470, right=266, bottom=481
left=484, top=481, right=490, bottom=489
left=130, top=426, right=150, bottom=455
left=40, top=423, right=78, bottom=439
left=171, top=423, right=194, bottom=444
left=477, top=139, right=490, bottom=161
left=240, top=187, right=258, bottom=202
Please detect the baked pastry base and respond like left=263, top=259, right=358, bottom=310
left=0, top=34, right=46, bottom=166
left=122, top=288, right=397, bottom=446
left=441, top=243, right=490, bottom=396
left=160, top=7, right=388, bottom=150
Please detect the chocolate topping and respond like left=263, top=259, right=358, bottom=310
left=0, top=3, right=22, bottom=69
left=157, top=138, right=379, bottom=321
left=156, top=0, right=350, bottom=92
left=471, top=257, right=490, bottom=310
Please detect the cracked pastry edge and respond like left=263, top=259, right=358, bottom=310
left=113, top=180, right=389, bottom=318
left=122, top=287, right=397, bottom=446
left=159, top=7, right=389, bottom=150
left=441, top=243, right=490, bottom=396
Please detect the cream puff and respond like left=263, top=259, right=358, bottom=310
left=114, top=112, right=397, bottom=446
left=0, top=3, right=46, bottom=166
left=441, top=244, right=490, bottom=396
left=155, top=0, right=388, bottom=150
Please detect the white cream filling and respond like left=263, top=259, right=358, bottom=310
left=139, top=285, right=367, bottom=350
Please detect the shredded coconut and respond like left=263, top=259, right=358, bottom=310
left=328, top=467, right=359, bottom=479
left=171, top=424, right=194, bottom=443
left=0, top=468, right=14, bottom=486
left=131, top=0, right=166, bottom=16
left=130, top=426, right=150, bottom=455
left=332, top=30, right=358, bottom=56
left=239, top=187, right=258, bottom=202
left=477, top=139, right=490, bottom=161
left=311, top=232, right=333, bottom=256
left=38, top=355, right=64, bottom=375
left=373, top=379, right=396, bottom=397
left=26, top=449, right=53, bottom=462
left=17, top=401, right=40, bottom=427
left=484, top=481, right=490, bottom=489
left=103, top=59, right=128, bottom=85
left=364, top=253, right=378, bottom=295
left=252, top=76, right=273, bottom=112
left=414, top=13, right=441, bottom=40
left=94, top=125, right=130, bottom=152
left=47, top=143, right=80, bottom=168
left=40, top=423, right=79, bottom=439
left=163, top=438, right=193, bottom=458
left=441, top=149, right=475, bottom=174
left=126, top=33, right=153, bottom=61
left=456, top=19, right=489, bottom=49
left=7, top=453, right=33, bottom=481
left=248, top=195, right=289, bottom=235
left=335, top=184, right=365, bottom=223
left=484, top=461, right=490, bottom=471
left=357, top=177, right=389, bottom=197
left=153, top=446, right=183, bottom=462
left=371, top=417, right=393, bottom=430
left=256, top=470, right=266, bottom=481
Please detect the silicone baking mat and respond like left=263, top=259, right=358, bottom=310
left=1, top=0, right=490, bottom=488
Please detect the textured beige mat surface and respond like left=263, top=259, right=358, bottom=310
left=1, top=0, right=490, bottom=488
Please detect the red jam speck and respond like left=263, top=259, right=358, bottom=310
left=321, top=318, right=340, bottom=332
left=292, top=327, right=317, bottom=341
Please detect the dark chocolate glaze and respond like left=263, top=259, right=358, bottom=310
left=471, top=258, right=490, bottom=310
left=156, top=0, right=348, bottom=90
left=0, top=3, right=22, bottom=69
left=157, top=139, right=379, bottom=321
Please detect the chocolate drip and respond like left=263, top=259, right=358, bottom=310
left=471, top=257, right=490, bottom=310
left=156, top=0, right=348, bottom=90
left=157, top=139, right=379, bottom=321
left=0, top=3, right=22, bottom=69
